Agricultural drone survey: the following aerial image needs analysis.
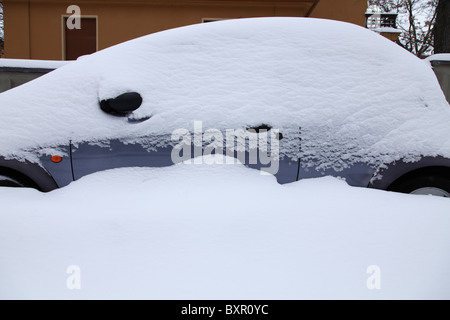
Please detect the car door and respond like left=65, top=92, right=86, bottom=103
left=223, top=125, right=300, bottom=184
left=71, top=92, right=300, bottom=183
left=70, top=137, right=174, bottom=181
left=296, top=126, right=377, bottom=187
left=70, top=130, right=300, bottom=184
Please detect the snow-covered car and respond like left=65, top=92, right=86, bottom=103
left=1, top=17, right=450, bottom=196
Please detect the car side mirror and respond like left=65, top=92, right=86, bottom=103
left=100, top=92, right=143, bottom=116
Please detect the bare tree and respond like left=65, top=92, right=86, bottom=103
left=368, top=0, right=403, bottom=12
left=368, top=0, right=438, bottom=57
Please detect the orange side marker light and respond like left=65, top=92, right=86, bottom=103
left=51, top=156, right=63, bottom=163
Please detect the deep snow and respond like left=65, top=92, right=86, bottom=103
left=0, top=159, right=449, bottom=299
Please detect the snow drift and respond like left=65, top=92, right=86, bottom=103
left=1, top=158, right=450, bottom=299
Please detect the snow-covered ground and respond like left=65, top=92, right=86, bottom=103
left=1, top=158, right=449, bottom=300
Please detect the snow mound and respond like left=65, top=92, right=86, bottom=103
left=1, top=159, right=450, bottom=299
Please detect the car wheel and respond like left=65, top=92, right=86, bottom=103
left=0, top=169, right=40, bottom=190
left=0, top=174, right=27, bottom=188
left=388, top=173, right=450, bottom=197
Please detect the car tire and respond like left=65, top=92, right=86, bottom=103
left=0, top=174, right=27, bottom=188
left=388, top=173, right=450, bottom=197
left=0, top=170, right=38, bottom=189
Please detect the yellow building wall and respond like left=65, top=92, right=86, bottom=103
left=380, top=32, right=401, bottom=42
left=310, top=0, right=367, bottom=27
left=3, top=0, right=367, bottom=60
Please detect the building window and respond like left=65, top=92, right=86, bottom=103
left=63, top=17, right=97, bottom=60
left=365, top=13, right=398, bottom=30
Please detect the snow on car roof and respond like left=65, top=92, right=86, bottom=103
left=0, top=17, right=449, bottom=169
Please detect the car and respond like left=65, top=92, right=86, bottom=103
left=0, top=17, right=450, bottom=196
left=0, top=59, right=70, bottom=93
left=427, top=54, right=450, bottom=104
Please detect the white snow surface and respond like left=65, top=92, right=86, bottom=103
left=0, top=17, right=449, bottom=170
left=0, top=158, right=450, bottom=299
left=373, top=27, right=402, bottom=34
left=0, top=58, right=70, bottom=69
left=426, top=54, right=450, bottom=63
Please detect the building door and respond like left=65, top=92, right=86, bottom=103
left=64, top=17, right=97, bottom=60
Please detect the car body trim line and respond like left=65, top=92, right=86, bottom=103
left=69, top=140, right=75, bottom=181
left=296, top=126, right=301, bottom=181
